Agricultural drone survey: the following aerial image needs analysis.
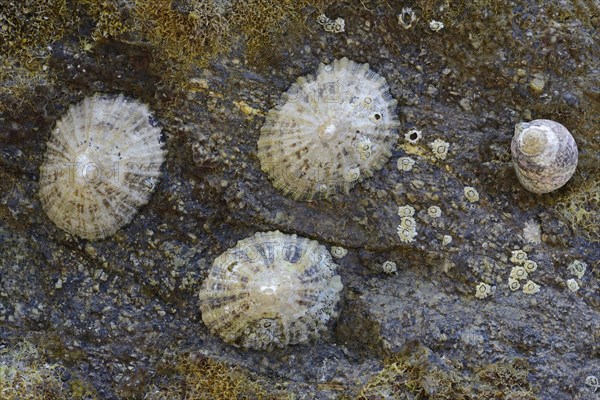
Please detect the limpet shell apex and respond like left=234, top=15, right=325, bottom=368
left=198, top=231, right=343, bottom=350
left=38, top=93, right=166, bottom=240
left=511, top=119, right=578, bottom=193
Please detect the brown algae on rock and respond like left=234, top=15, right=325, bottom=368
left=198, top=231, right=343, bottom=350
left=38, top=93, right=166, bottom=240
left=258, top=57, right=399, bottom=201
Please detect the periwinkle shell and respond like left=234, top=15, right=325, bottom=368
left=511, top=119, right=578, bottom=193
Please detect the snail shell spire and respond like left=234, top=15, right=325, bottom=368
left=258, top=57, right=400, bottom=201
left=38, top=93, right=166, bottom=239
left=511, top=119, right=578, bottom=194
left=199, top=231, right=343, bottom=351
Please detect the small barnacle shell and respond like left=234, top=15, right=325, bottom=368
left=331, top=246, right=348, bottom=258
left=511, top=119, right=578, bottom=193
left=399, top=216, right=416, bottom=230
left=397, top=225, right=417, bottom=243
left=585, top=375, right=599, bottom=389
left=427, top=206, right=442, bottom=218
left=510, top=266, right=528, bottom=281
left=475, top=282, right=492, bottom=299
left=344, top=167, right=360, bottom=182
left=522, top=280, right=540, bottom=295
left=258, top=58, right=399, bottom=201
left=508, top=278, right=521, bottom=291
left=464, top=186, right=479, bottom=203
left=404, top=129, right=422, bottom=144
left=397, top=205, right=415, bottom=217
left=429, top=139, right=450, bottom=160
left=316, top=14, right=329, bottom=25
left=333, top=17, right=345, bottom=33
left=429, top=20, right=444, bottom=31
left=382, top=261, right=397, bottom=275
left=442, top=235, right=452, bottom=246
left=523, top=259, right=538, bottom=273
left=510, top=250, right=528, bottom=264
left=567, top=260, right=587, bottom=279
left=397, top=157, right=415, bottom=172
left=199, top=231, right=343, bottom=350
left=398, top=7, right=418, bottom=29
left=38, top=93, right=166, bottom=240
left=566, top=278, right=580, bottom=293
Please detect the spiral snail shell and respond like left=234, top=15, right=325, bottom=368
left=511, top=119, right=578, bottom=194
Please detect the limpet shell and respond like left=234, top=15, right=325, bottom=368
left=258, top=57, right=399, bottom=201
left=38, top=93, right=166, bottom=240
left=198, top=231, right=343, bottom=350
left=511, top=119, right=578, bottom=193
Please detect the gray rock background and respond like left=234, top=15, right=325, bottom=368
left=0, top=0, right=598, bottom=398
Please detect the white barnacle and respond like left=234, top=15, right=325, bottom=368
left=331, top=246, right=348, bottom=258
left=510, top=249, right=528, bottom=264
left=355, top=137, right=373, bottom=152
left=398, top=7, right=418, bottom=29
left=429, top=20, right=444, bottom=32
left=464, top=186, right=480, bottom=203
left=510, top=266, right=528, bottom=281
left=585, top=375, right=599, bottom=390
left=567, top=260, right=587, bottom=279
left=566, top=278, right=580, bottom=293
left=397, top=157, right=415, bottom=172
left=397, top=225, right=417, bottom=243
left=404, top=129, right=422, bottom=144
left=382, top=261, right=397, bottom=275
left=344, top=167, right=360, bottom=182
left=475, top=282, right=492, bottom=299
left=333, top=17, right=345, bottom=33
left=442, top=235, right=452, bottom=246
left=522, top=280, right=540, bottom=295
left=397, top=205, right=415, bottom=217
left=523, top=259, right=538, bottom=273
left=508, top=278, right=521, bottom=291
left=427, top=205, right=442, bottom=218
left=429, top=139, right=450, bottom=160
left=316, top=14, right=329, bottom=25
left=369, top=111, right=384, bottom=124
left=399, top=216, right=416, bottom=230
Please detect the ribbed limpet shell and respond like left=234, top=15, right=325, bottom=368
left=511, top=119, right=578, bottom=193
left=258, top=57, right=399, bottom=201
left=38, top=94, right=166, bottom=239
left=198, top=231, right=343, bottom=350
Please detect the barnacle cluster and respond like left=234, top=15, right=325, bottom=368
left=38, top=94, right=166, bottom=240
left=316, top=13, right=345, bottom=33
left=258, top=57, right=399, bottom=201
left=429, top=139, right=450, bottom=160
left=508, top=250, right=541, bottom=294
left=397, top=205, right=417, bottom=243
left=198, top=231, right=343, bottom=350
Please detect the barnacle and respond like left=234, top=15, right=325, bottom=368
left=585, top=375, right=599, bottom=390
left=382, top=261, right=398, bottom=275
left=429, top=20, right=444, bottom=31
left=404, top=129, right=422, bottom=144
left=427, top=206, right=442, bottom=218
left=399, top=216, right=416, bottom=230
left=398, top=205, right=416, bottom=217
left=398, top=7, right=418, bottom=29
left=331, top=246, right=348, bottom=258
left=510, top=266, right=528, bottom=281
left=510, top=250, right=528, bottom=264
left=397, top=157, right=415, bottom=172
left=397, top=223, right=417, bottom=243
left=442, top=235, right=452, bottom=246
left=38, top=94, right=166, bottom=240
left=429, top=139, right=450, bottom=160
left=475, top=282, right=492, bottom=299
left=198, top=231, right=343, bottom=350
left=258, top=57, right=399, bottom=201
left=508, top=278, right=521, bottom=291
left=511, top=119, right=578, bottom=193
left=464, top=186, right=480, bottom=203
left=522, top=280, right=540, bottom=295
left=566, top=278, right=580, bottom=293
left=523, top=260, right=538, bottom=273
left=567, top=260, right=587, bottom=279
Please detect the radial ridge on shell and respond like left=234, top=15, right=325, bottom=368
left=258, top=57, right=400, bottom=201
left=38, top=93, right=166, bottom=240
left=198, top=231, right=344, bottom=350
